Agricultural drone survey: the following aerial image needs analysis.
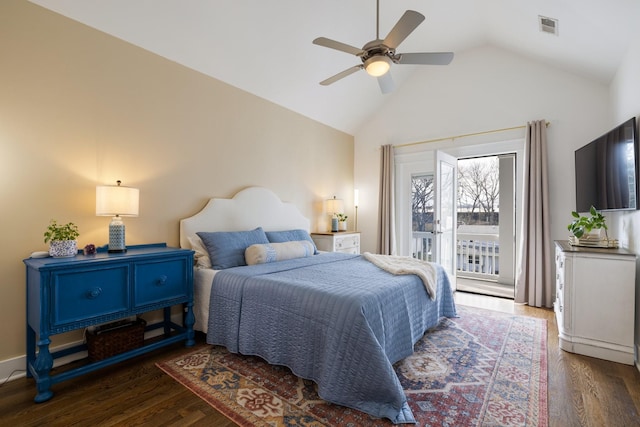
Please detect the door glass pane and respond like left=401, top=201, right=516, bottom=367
left=411, top=174, right=434, bottom=261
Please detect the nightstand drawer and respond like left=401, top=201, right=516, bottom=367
left=51, top=265, right=130, bottom=328
left=338, top=247, right=359, bottom=254
left=134, top=257, right=190, bottom=307
left=311, top=232, right=361, bottom=254
left=335, top=234, right=359, bottom=250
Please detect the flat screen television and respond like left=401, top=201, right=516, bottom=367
left=575, top=117, right=639, bottom=212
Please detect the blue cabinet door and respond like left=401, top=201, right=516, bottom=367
left=51, top=264, right=130, bottom=329
left=133, top=257, right=189, bottom=308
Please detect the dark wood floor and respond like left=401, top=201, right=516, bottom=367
left=1, top=293, right=639, bottom=426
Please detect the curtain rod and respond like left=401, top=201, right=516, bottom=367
left=394, top=122, right=550, bottom=149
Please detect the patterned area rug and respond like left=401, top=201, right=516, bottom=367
left=157, top=305, right=547, bottom=426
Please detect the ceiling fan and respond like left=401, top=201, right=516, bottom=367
left=313, top=0, right=454, bottom=94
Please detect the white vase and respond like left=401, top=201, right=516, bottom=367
left=49, top=240, right=78, bottom=258
left=583, top=228, right=604, bottom=241
left=339, top=221, right=347, bottom=231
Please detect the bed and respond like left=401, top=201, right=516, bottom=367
left=179, top=187, right=457, bottom=424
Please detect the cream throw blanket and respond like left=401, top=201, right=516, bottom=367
left=362, top=252, right=437, bottom=300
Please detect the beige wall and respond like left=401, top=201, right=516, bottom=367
left=0, top=0, right=353, bottom=363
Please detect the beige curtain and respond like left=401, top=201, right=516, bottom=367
left=515, top=120, right=553, bottom=307
left=377, top=144, right=396, bottom=255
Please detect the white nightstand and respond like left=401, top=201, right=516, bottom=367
left=311, top=231, right=360, bottom=254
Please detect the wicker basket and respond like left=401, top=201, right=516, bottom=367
left=87, top=318, right=146, bottom=362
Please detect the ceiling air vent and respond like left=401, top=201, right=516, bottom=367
left=538, top=15, right=558, bottom=35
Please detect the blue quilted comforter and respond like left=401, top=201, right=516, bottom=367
left=207, top=252, right=457, bottom=423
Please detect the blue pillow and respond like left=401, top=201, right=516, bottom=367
left=197, top=227, right=269, bottom=269
left=265, top=229, right=318, bottom=254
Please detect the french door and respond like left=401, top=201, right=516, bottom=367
left=399, top=150, right=457, bottom=286
left=396, top=139, right=524, bottom=297
left=434, top=151, right=458, bottom=285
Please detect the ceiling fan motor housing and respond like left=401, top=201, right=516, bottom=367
left=361, top=40, right=398, bottom=63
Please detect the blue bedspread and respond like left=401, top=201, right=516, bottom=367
left=207, top=252, right=457, bottom=423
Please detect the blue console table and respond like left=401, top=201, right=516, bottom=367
left=24, top=243, right=195, bottom=403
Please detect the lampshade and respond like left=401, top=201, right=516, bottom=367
left=364, top=55, right=391, bottom=77
left=96, top=180, right=139, bottom=253
left=96, top=182, right=139, bottom=217
left=326, top=196, right=344, bottom=215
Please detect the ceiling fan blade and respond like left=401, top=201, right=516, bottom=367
left=378, top=72, right=394, bottom=94
left=382, top=10, right=425, bottom=49
left=313, top=37, right=363, bottom=56
left=397, top=52, right=454, bottom=65
left=319, top=65, right=363, bottom=86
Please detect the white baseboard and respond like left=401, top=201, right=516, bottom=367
left=0, top=353, right=29, bottom=384
left=0, top=339, right=92, bottom=384
left=0, top=314, right=183, bottom=385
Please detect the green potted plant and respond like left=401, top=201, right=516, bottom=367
left=44, top=220, right=80, bottom=257
left=567, top=206, right=608, bottom=241
left=336, top=213, right=348, bottom=231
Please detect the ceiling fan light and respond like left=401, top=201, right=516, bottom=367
left=364, top=55, right=391, bottom=77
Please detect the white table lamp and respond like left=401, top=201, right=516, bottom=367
left=326, top=196, right=344, bottom=232
left=96, top=180, right=139, bottom=253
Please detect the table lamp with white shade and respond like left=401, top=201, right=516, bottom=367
left=326, top=196, right=344, bottom=232
left=96, top=180, right=139, bottom=253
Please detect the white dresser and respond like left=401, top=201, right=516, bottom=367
left=554, top=240, right=636, bottom=365
left=311, top=232, right=360, bottom=254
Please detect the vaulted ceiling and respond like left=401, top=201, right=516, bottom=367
left=29, top=0, right=640, bottom=135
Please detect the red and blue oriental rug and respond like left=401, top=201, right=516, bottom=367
left=157, top=305, right=548, bottom=426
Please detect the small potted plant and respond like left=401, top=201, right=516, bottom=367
left=567, top=206, right=608, bottom=242
left=44, top=220, right=80, bottom=257
left=337, top=213, right=348, bottom=231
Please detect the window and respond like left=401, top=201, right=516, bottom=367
left=411, top=174, right=434, bottom=261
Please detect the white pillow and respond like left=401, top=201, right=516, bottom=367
left=188, top=236, right=212, bottom=269
left=245, top=240, right=315, bottom=265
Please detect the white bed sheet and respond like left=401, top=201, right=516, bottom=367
left=194, top=267, right=217, bottom=333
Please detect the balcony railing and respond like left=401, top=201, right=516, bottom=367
left=411, top=231, right=499, bottom=281
left=411, top=231, right=435, bottom=262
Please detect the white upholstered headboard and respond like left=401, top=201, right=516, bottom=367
left=179, top=187, right=311, bottom=249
